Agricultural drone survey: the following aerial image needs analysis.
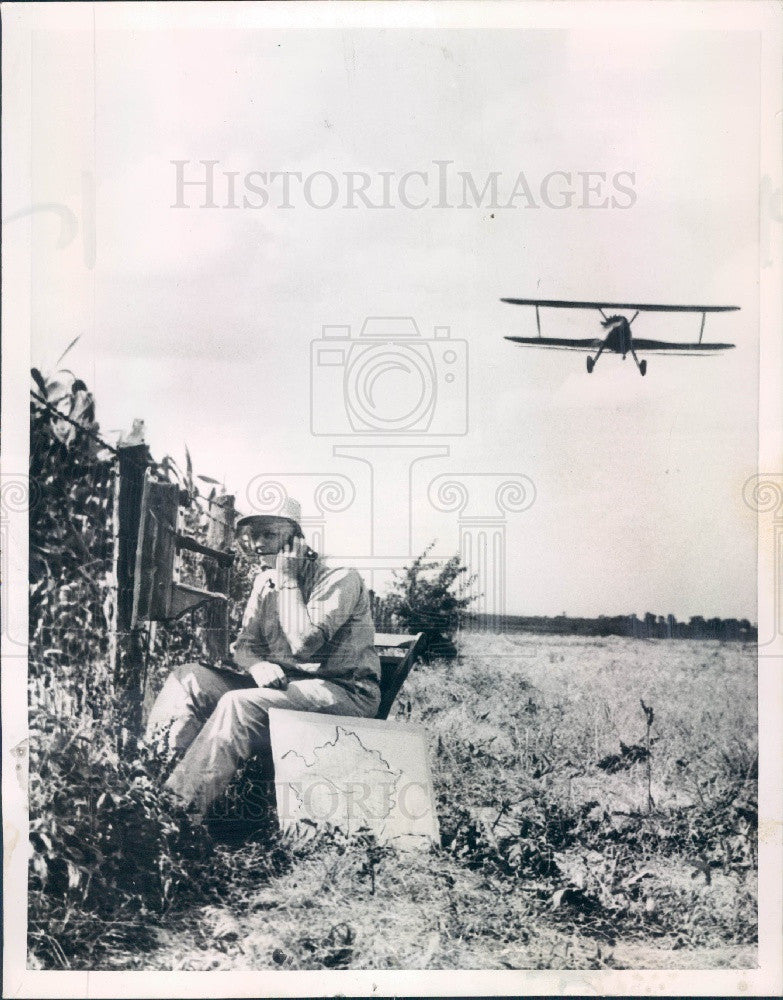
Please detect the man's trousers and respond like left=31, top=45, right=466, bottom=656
left=145, top=663, right=380, bottom=815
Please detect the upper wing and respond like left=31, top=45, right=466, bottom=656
left=632, top=339, right=735, bottom=353
left=501, top=298, right=740, bottom=313
left=504, top=336, right=599, bottom=352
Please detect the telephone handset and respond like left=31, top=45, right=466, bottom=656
left=286, top=529, right=318, bottom=562
left=236, top=526, right=318, bottom=561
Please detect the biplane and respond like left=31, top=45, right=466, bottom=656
left=501, top=298, right=739, bottom=375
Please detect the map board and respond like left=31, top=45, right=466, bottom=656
left=268, top=708, right=439, bottom=850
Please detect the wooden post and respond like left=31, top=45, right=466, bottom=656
left=203, top=494, right=236, bottom=662
left=110, top=438, right=148, bottom=734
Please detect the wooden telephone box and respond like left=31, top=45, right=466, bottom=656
left=130, top=471, right=236, bottom=661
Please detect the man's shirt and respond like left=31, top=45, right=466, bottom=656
left=231, top=559, right=380, bottom=693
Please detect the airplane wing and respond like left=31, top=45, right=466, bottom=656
left=631, top=339, right=735, bottom=354
left=501, top=298, right=740, bottom=313
left=504, top=336, right=599, bottom=352
left=504, top=335, right=735, bottom=355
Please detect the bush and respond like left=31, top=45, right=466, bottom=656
left=27, top=693, right=217, bottom=968
left=381, top=543, right=475, bottom=657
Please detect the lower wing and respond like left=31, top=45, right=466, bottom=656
left=631, top=339, right=735, bottom=354
left=504, top=336, right=600, bottom=352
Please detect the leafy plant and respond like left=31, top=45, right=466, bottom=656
left=28, top=698, right=216, bottom=968
left=380, top=542, right=476, bottom=657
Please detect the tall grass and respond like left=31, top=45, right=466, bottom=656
left=29, top=633, right=757, bottom=969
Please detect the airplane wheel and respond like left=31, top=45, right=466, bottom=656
left=640, top=360, right=647, bottom=376
left=586, top=356, right=594, bottom=374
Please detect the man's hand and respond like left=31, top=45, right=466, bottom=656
left=247, top=660, right=288, bottom=689
left=275, top=534, right=309, bottom=586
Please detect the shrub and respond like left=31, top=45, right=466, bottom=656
left=27, top=691, right=217, bottom=968
left=381, top=543, right=475, bottom=657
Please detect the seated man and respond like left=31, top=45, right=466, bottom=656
left=145, top=497, right=381, bottom=816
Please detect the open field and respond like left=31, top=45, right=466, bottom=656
left=38, top=631, right=755, bottom=972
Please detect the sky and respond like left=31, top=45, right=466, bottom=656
left=22, top=10, right=760, bottom=620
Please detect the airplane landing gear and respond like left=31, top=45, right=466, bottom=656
left=586, top=356, right=594, bottom=373
left=639, top=359, right=647, bottom=376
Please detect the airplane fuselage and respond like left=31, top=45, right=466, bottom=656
left=586, top=315, right=645, bottom=374
left=603, top=317, right=633, bottom=357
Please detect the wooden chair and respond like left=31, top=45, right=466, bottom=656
left=373, top=632, right=428, bottom=720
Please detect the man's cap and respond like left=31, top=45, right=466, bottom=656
left=236, top=495, right=302, bottom=532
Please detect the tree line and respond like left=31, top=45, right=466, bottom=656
left=463, top=611, right=756, bottom=641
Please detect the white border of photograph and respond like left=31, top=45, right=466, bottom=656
left=2, top=1, right=781, bottom=996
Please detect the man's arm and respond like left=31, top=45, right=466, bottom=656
left=276, top=540, right=361, bottom=661
left=231, top=572, right=271, bottom=670
left=232, top=618, right=287, bottom=688
left=230, top=572, right=287, bottom=687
